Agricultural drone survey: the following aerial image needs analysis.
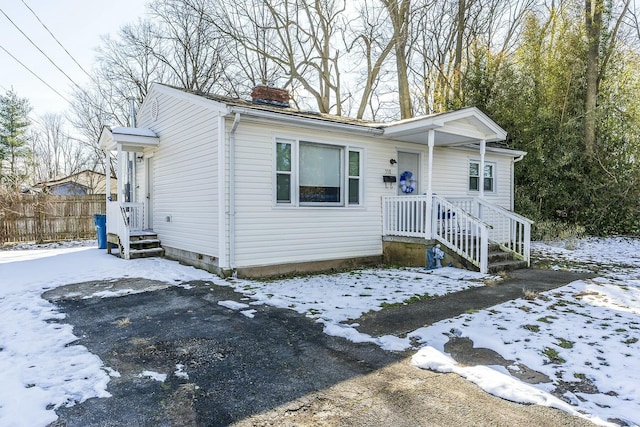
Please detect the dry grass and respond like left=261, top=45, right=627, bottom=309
left=113, top=317, right=131, bottom=327
left=522, top=288, right=539, bottom=300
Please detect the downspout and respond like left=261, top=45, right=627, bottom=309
left=128, top=98, right=137, bottom=204
left=511, top=153, right=525, bottom=211
left=478, top=139, right=486, bottom=222
left=479, top=139, right=486, bottom=199
left=229, top=113, right=241, bottom=271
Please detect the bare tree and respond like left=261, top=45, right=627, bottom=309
left=410, top=0, right=536, bottom=113
left=96, top=19, right=168, bottom=106
left=30, top=113, right=92, bottom=183
left=203, top=0, right=348, bottom=114
left=345, top=1, right=397, bottom=119
left=148, top=0, right=226, bottom=93
left=380, top=0, right=413, bottom=118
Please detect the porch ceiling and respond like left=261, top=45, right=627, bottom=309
left=99, top=126, right=159, bottom=152
left=381, top=106, right=507, bottom=146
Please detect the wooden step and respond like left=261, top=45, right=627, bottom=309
left=129, top=239, right=161, bottom=247
left=129, top=233, right=163, bottom=258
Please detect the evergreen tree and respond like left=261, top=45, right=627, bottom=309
left=0, top=89, right=32, bottom=187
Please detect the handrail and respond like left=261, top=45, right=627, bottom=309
left=382, top=195, right=531, bottom=272
left=476, top=198, right=531, bottom=266
left=106, top=201, right=130, bottom=259
left=477, top=198, right=533, bottom=225
left=105, top=201, right=144, bottom=260
left=431, top=195, right=491, bottom=273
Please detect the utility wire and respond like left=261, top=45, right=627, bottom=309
left=0, top=6, right=85, bottom=94
left=20, top=0, right=99, bottom=86
left=0, top=43, right=71, bottom=103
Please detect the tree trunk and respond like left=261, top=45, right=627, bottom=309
left=452, top=0, right=466, bottom=104
left=584, top=0, right=601, bottom=156
left=382, top=0, right=413, bottom=119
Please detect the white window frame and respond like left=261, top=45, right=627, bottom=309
left=275, top=139, right=295, bottom=204
left=469, top=160, right=496, bottom=193
left=274, top=138, right=363, bottom=207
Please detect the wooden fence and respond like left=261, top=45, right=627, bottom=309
left=0, top=194, right=107, bottom=244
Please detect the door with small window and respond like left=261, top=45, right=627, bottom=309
left=396, top=151, right=423, bottom=233
left=397, top=151, right=420, bottom=195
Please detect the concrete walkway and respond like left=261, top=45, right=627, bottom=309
left=355, top=268, right=592, bottom=337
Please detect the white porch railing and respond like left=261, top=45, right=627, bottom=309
left=382, top=195, right=531, bottom=273
left=382, top=195, right=430, bottom=238
left=448, top=197, right=532, bottom=266
left=106, top=201, right=144, bottom=260
left=432, top=195, right=491, bottom=273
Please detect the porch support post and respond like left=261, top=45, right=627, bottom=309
left=426, top=129, right=435, bottom=239
left=117, top=145, right=124, bottom=201
left=105, top=149, right=111, bottom=202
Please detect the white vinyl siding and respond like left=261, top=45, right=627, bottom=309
left=137, top=89, right=220, bottom=258
left=133, top=85, right=519, bottom=272
left=430, top=148, right=513, bottom=210
left=233, top=120, right=381, bottom=268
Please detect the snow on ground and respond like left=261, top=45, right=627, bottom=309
left=0, top=240, right=214, bottom=427
left=0, top=237, right=639, bottom=426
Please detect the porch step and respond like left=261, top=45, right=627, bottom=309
left=129, top=234, right=164, bottom=259
left=129, top=247, right=165, bottom=258
left=106, top=231, right=164, bottom=259
left=488, top=247, right=528, bottom=274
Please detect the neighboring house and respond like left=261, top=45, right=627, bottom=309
left=100, top=83, right=531, bottom=277
left=35, top=170, right=117, bottom=195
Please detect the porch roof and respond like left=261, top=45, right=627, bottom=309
left=99, top=126, right=159, bottom=152
left=380, top=107, right=508, bottom=146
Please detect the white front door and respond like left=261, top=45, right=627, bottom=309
left=146, top=156, right=154, bottom=230
left=397, top=151, right=420, bottom=195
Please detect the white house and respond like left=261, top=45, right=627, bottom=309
left=99, top=83, right=531, bottom=277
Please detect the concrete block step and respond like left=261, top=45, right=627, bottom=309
left=488, top=251, right=516, bottom=263
left=488, top=259, right=528, bottom=274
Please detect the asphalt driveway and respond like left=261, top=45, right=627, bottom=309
left=44, top=277, right=594, bottom=427
left=45, top=280, right=403, bottom=426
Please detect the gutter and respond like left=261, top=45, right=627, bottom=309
left=229, top=113, right=241, bottom=271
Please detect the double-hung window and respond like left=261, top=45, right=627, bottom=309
left=275, top=139, right=362, bottom=206
left=276, top=141, right=293, bottom=203
left=469, top=161, right=495, bottom=192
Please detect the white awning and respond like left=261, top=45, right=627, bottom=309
left=381, top=106, right=508, bottom=146
left=99, top=126, right=159, bottom=152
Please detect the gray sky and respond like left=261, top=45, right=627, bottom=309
left=0, top=0, right=147, bottom=117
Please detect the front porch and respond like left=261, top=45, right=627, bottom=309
left=382, top=194, right=532, bottom=273
left=99, top=126, right=161, bottom=260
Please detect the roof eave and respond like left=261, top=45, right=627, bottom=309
left=228, top=106, right=384, bottom=136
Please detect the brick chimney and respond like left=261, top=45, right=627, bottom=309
left=251, top=84, right=290, bottom=108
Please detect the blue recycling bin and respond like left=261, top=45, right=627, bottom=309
left=94, top=214, right=107, bottom=249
